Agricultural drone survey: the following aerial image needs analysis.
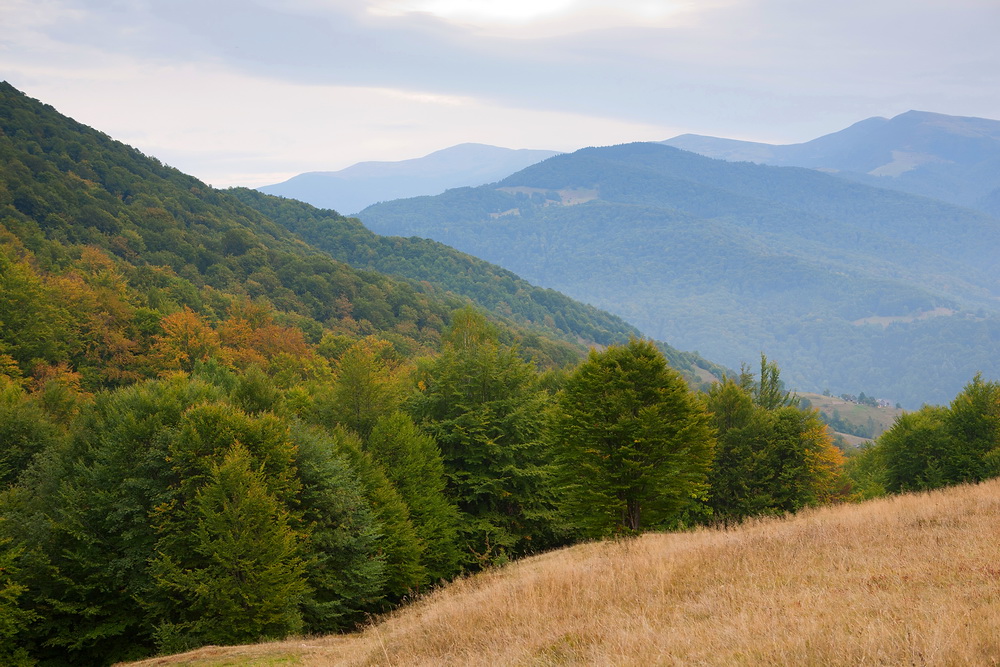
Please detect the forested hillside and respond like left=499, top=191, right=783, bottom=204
left=0, top=83, right=850, bottom=665
left=359, top=142, right=1000, bottom=407
left=227, top=188, right=727, bottom=382
left=2, top=82, right=999, bottom=667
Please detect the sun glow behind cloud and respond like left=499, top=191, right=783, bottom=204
left=368, top=0, right=699, bottom=34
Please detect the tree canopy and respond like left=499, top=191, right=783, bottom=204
left=551, top=339, right=715, bottom=536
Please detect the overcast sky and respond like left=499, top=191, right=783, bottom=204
left=3, top=0, right=998, bottom=188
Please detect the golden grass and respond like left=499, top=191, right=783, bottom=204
left=123, top=479, right=1000, bottom=666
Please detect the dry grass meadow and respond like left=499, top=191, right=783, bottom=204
left=124, top=479, right=1000, bottom=666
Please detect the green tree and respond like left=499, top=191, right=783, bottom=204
left=367, top=413, right=462, bottom=581
left=867, top=375, right=1000, bottom=495
left=408, top=308, right=558, bottom=564
left=0, top=251, right=71, bottom=370
left=0, top=376, right=393, bottom=664
left=331, top=428, right=427, bottom=599
left=551, top=339, right=715, bottom=536
left=149, top=442, right=307, bottom=654
left=289, top=424, right=386, bottom=632
left=0, top=533, right=34, bottom=667
left=321, top=336, right=405, bottom=438
left=943, top=373, right=1000, bottom=482
left=879, top=406, right=951, bottom=492
left=706, top=363, right=844, bottom=522
left=0, top=377, right=225, bottom=665
left=0, top=378, right=64, bottom=486
left=745, top=353, right=798, bottom=410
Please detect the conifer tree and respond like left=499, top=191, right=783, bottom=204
left=150, top=442, right=307, bottom=653
left=367, top=412, right=463, bottom=581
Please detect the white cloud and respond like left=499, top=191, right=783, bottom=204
left=5, top=59, right=684, bottom=188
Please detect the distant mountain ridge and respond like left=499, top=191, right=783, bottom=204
left=663, top=110, right=1000, bottom=216
left=358, top=141, right=1000, bottom=407
left=259, top=143, right=560, bottom=214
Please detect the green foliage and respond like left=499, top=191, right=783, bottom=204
left=330, top=428, right=427, bottom=598
left=358, top=141, right=1000, bottom=408
left=0, top=533, right=35, bottom=666
left=0, top=377, right=223, bottom=664
left=0, top=375, right=399, bottom=664
left=408, top=308, right=559, bottom=564
left=0, top=251, right=71, bottom=370
left=367, top=413, right=463, bottom=582
left=706, top=361, right=844, bottom=522
left=288, top=424, right=385, bottom=633
left=228, top=187, right=639, bottom=355
left=0, top=81, right=468, bottom=387
left=149, top=442, right=308, bottom=654
left=320, top=337, right=406, bottom=438
left=877, top=374, right=1000, bottom=492
left=879, top=406, right=952, bottom=492
left=842, top=443, right=888, bottom=500
left=551, top=339, right=715, bottom=536
left=0, top=378, right=64, bottom=486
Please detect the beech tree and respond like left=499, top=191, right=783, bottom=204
left=367, top=413, right=463, bottom=581
left=331, top=428, right=427, bottom=598
left=879, top=374, right=1000, bottom=492
left=552, top=339, right=715, bottom=536
left=408, top=308, right=558, bottom=564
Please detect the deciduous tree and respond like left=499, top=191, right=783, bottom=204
left=552, top=339, right=715, bottom=536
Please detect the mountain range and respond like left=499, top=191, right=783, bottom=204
left=259, top=143, right=559, bottom=215
left=358, top=140, right=1000, bottom=408
left=663, top=110, right=1000, bottom=217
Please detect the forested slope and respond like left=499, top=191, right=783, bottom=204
left=359, top=142, right=1000, bottom=407
left=0, top=82, right=735, bottom=665
left=228, top=188, right=728, bottom=382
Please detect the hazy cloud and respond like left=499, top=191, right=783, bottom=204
left=2, top=0, right=997, bottom=185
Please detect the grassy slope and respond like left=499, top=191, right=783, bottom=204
left=800, top=391, right=905, bottom=443
left=122, top=479, right=1000, bottom=666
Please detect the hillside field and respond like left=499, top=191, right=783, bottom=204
left=800, top=392, right=905, bottom=444
left=122, top=479, right=1000, bottom=666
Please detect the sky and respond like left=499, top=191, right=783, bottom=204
left=2, top=0, right=998, bottom=188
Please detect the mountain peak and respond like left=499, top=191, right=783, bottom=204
left=259, top=143, right=559, bottom=214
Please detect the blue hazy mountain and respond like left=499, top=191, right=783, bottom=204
left=358, top=142, right=1000, bottom=408
left=664, top=111, right=1000, bottom=216
left=259, top=143, right=559, bottom=215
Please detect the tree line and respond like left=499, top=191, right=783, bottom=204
left=1, top=304, right=853, bottom=665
